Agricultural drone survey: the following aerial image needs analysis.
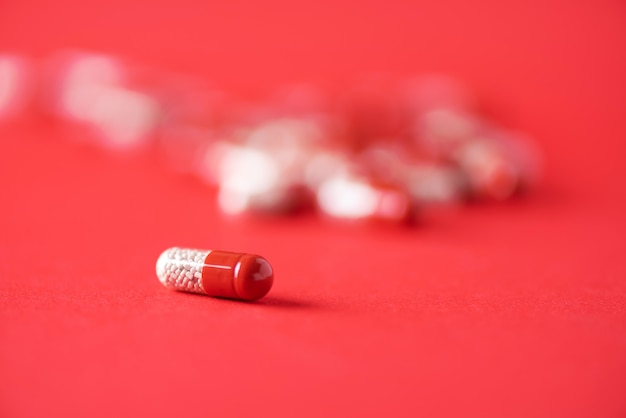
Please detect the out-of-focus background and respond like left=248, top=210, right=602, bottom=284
left=1, top=1, right=625, bottom=417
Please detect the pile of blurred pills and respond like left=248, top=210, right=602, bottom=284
left=0, top=50, right=540, bottom=224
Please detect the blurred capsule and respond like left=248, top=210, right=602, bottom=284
left=43, top=51, right=161, bottom=151
left=337, top=75, right=408, bottom=150
left=305, top=148, right=413, bottom=223
left=43, top=51, right=124, bottom=118
left=212, top=142, right=307, bottom=214
left=453, top=129, right=539, bottom=200
left=0, top=55, right=31, bottom=120
left=156, top=80, right=230, bottom=174
left=26, top=53, right=540, bottom=219
left=404, top=163, right=467, bottom=205
left=317, top=172, right=413, bottom=224
left=86, top=86, right=161, bottom=150
left=403, top=76, right=484, bottom=159
left=358, top=145, right=467, bottom=207
left=456, top=141, right=518, bottom=199
left=245, top=117, right=326, bottom=161
left=412, top=107, right=484, bottom=159
left=200, top=118, right=322, bottom=215
left=303, top=149, right=350, bottom=192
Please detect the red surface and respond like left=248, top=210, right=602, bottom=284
left=1, top=1, right=626, bottom=417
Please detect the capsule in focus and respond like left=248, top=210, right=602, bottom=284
left=156, top=247, right=274, bottom=301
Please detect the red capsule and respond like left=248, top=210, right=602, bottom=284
left=156, top=247, right=274, bottom=301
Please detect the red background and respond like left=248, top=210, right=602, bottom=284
left=1, top=1, right=626, bottom=417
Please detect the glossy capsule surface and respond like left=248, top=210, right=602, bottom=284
left=156, top=247, right=274, bottom=301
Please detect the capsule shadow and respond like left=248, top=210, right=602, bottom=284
left=254, top=296, right=320, bottom=310
left=172, top=290, right=323, bottom=310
